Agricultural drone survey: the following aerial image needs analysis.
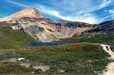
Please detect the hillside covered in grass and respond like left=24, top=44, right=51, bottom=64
left=0, top=25, right=35, bottom=48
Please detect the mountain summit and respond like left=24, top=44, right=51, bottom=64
left=0, top=7, right=43, bottom=22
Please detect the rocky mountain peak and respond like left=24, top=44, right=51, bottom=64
left=0, top=7, right=43, bottom=22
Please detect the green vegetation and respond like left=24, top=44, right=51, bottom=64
left=0, top=24, right=112, bottom=74
left=0, top=63, right=33, bottom=74
left=0, top=26, right=35, bottom=48
left=0, top=43, right=109, bottom=74
left=59, top=34, right=114, bottom=47
left=16, top=43, right=108, bottom=61
left=76, top=34, right=114, bottom=44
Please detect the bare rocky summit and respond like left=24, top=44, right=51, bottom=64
left=0, top=7, right=43, bottom=22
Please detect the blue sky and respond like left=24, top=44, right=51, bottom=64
left=0, top=0, right=114, bottom=24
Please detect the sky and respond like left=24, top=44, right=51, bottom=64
left=0, top=0, right=114, bottom=24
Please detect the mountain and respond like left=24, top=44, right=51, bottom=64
left=1, top=7, right=113, bottom=42
left=0, top=7, right=43, bottom=22
left=98, top=20, right=114, bottom=32
left=84, top=20, right=114, bottom=34
left=0, top=7, right=95, bottom=42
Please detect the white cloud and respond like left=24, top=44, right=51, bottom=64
left=38, top=6, right=98, bottom=24
left=75, top=17, right=98, bottom=24
left=7, top=0, right=100, bottom=24
left=49, top=0, right=112, bottom=15
left=100, top=15, right=113, bottom=22
left=109, top=10, right=114, bottom=14
left=83, top=0, right=112, bottom=13
left=99, top=0, right=112, bottom=9
left=108, top=10, right=114, bottom=19
left=7, top=0, right=98, bottom=24
left=7, top=0, right=29, bottom=7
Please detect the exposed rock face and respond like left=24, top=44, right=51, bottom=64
left=0, top=7, right=96, bottom=42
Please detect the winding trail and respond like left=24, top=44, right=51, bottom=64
left=100, top=44, right=114, bottom=59
left=99, top=44, right=114, bottom=75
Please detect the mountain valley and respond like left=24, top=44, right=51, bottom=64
left=0, top=7, right=114, bottom=75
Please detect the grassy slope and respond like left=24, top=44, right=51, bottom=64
left=0, top=27, right=35, bottom=48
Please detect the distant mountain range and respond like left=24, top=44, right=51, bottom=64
left=86, top=20, right=114, bottom=33
left=0, top=7, right=114, bottom=42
